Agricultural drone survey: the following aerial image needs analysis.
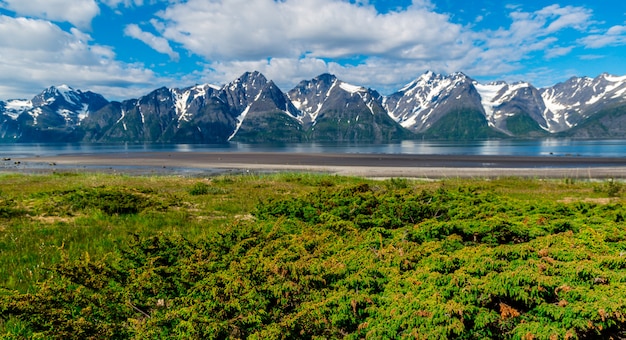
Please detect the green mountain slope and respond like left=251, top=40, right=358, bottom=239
left=421, top=108, right=507, bottom=140
left=561, top=104, right=626, bottom=138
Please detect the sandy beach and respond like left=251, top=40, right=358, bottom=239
left=4, top=152, right=626, bottom=179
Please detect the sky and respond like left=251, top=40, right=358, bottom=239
left=1, top=0, right=626, bottom=101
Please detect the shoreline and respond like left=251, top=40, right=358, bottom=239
left=5, top=152, right=626, bottom=179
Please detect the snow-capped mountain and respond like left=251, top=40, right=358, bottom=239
left=225, top=73, right=304, bottom=142
left=384, top=72, right=485, bottom=133
left=80, top=71, right=305, bottom=143
left=2, top=70, right=626, bottom=143
left=289, top=73, right=337, bottom=126
left=82, top=83, right=235, bottom=143
left=288, top=74, right=407, bottom=141
left=389, top=71, right=626, bottom=137
left=171, top=83, right=223, bottom=127
left=474, top=81, right=548, bottom=136
left=289, top=73, right=383, bottom=121
left=539, top=73, right=626, bottom=132
left=27, top=85, right=109, bottom=126
left=0, top=85, right=108, bottom=141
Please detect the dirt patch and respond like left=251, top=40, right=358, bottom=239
left=31, top=215, right=75, bottom=224
left=558, top=197, right=617, bottom=204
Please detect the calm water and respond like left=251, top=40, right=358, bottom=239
left=2, top=139, right=626, bottom=158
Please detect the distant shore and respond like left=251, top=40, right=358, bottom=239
left=5, top=152, right=626, bottom=179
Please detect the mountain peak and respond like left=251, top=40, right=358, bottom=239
left=239, top=70, right=267, bottom=83
left=313, top=73, right=338, bottom=84
left=56, top=84, right=73, bottom=92
left=600, top=73, right=626, bottom=83
left=33, top=85, right=78, bottom=106
left=398, top=71, right=466, bottom=93
left=229, top=71, right=269, bottom=92
left=450, top=71, right=471, bottom=81
left=420, top=70, right=440, bottom=80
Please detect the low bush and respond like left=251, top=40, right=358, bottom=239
left=2, top=175, right=626, bottom=339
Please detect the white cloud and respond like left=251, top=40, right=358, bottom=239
left=0, top=0, right=99, bottom=29
left=0, top=1, right=618, bottom=101
left=141, top=1, right=600, bottom=94
left=154, top=0, right=468, bottom=62
left=544, top=45, right=575, bottom=59
left=100, top=0, right=142, bottom=7
left=536, top=5, right=592, bottom=33
left=579, top=54, right=604, bottom=60
left=196, top=54, right=482, bottom=95
left=100, top=0, right=167, bottom=8
left=466, top=5, right=594, bottom=74
left=0, top=15, right=157, bottom=100
left=579, top=25, right=626, bottom=48
left=124, top=24, right=179, bottom=61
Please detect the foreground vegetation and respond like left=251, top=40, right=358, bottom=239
left=1, top=172, right=625, bottom=339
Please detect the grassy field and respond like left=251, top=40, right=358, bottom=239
left=1, top=172, right=625, bottom=338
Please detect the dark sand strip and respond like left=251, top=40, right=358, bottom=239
left=8, top=152, right=626, bottom=178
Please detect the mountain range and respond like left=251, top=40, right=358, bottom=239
left=1, top=71, right=626, bottom=143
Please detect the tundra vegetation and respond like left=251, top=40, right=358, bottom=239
left=0, top=172, right=625, bottom=339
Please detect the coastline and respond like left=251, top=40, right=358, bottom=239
left=4, top=152, right=626, bottom=179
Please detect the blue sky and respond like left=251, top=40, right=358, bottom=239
left=1, top=0, right=625, bottom=100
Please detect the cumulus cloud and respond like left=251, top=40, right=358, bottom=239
left=0, top=0, right=617, bottom=100
left=0, top=0, right=99, bottom=29
left=0, top=15, right=157, bottom=100
left=146, top=1, right=597, bottom=92
left=124, top=24, right=180, bottom=61
left=140, top=0, right=482, bottom=91
left=154, top=0, right=468, bottom=62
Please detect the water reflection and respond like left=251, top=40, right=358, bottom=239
left=1, top=139, right=626, bottom=158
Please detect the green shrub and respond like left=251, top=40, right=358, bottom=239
left=188, top=182, right=226, bottom=195
left=65, top=187, right=152, bottom=215
left=188, top=182, right=210, bottom=195
left=3, top=175, right=626, bottom=339
left=594, top=179, right=623, bottom=197
left=33, top=186, right=161, bottom=215
left=0, top=197, right=26, bottom=219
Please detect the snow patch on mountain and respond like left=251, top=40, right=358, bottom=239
left=339, top=82, right=365, bottom=94
left=475, top=81, right=532, bottom=127
left=116, top=109, right=127, bottom=131
left=58, top=109, right=73, bottom=123
left=4, top=99, right=32, bottom=120
left=174, top=89, right=192, bottom=125
left=56, top=85, right=82, bottom=106
left=229, top=91, right=263, bottom=141
left=77, top=104, right=89, bottom=122
left=30, top=108, right=42, bottom=125
left=474, top=82, right=506, bottom=120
